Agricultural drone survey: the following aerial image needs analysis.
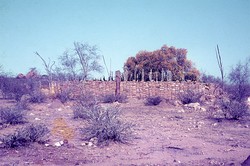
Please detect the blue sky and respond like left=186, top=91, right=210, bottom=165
left=0, top=0, right=249, bottom=78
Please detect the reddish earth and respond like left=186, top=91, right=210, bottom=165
left=0, top=98, right=249, bottom=166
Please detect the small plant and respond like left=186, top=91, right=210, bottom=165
left=102, top=94, right=127, bottom=103
left=145, top=96, right=162, bottom=106
left=1, top=124, right=49, bottom=148
left=80, top=106, right=133, bottom=146
left=0, top=107, right=26, bottom=125
left=178, top=90, right=203, bottom=104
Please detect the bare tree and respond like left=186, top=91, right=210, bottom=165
left=59, top=50, right=79, bottom=81
left=35, top=52, right=55, bottom=85
left=227, top=57, right=250, bottom=102
left=73, top=42, right=103, bottom=80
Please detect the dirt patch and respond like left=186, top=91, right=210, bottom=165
left=0, top=98, right=249, bottom=165
left=51, top=118, right=74, bottom=141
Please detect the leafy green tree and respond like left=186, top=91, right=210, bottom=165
left=124, top=45, right=200, bottom=81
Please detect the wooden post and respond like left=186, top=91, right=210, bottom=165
left=161, top=68, right=165, bottom=81
left=115, top=70, right=121, bottom=96
left=149, top=69, right=153, bottom=81
left=142, top=69, right=145, bottom=82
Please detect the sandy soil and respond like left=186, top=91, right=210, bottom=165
left=0, top=98, right=249, bottom=166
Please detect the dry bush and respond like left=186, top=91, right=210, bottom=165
left=0, top=77, right=29, bottom=102
left=217, top=98, right=249, bottom=120
left=73, top=92, right=99, bottom=119
left=102, top=94, right=127, bottom=103
left=29, top=89, right=46, bottom=103
left=145, top=96, right=162, bottom=106
left=1, top=124, right=49, bottom=148
left=0, top=107, right=26, bottom=125
left=178, top=90, right=203, bottom=104
left=55, top=86, right=73, bottom=103
left=16, top=95, right=30, bottom=110
left=80, top=106, right=134, bottom=146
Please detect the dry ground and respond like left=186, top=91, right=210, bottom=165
left=0, top=98, right=249, bottom=166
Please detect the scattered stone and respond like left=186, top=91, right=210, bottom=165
left=45, top=143, right=50, bottom=147
left=88, top=142, right=93, bottom=147
left=173, top=100, right=182, bottom=106
left=58, top=108, right=62, bottom=111
left=178, top=109, right=185, bottom=113
left=184, top=102, right=206, bottom=111
left=54, top=141, right=64, bottom=147
left=35, top=118, right=41, bottom=121
left=29, top=113, right=34, bottom=116
left=54, top=142, right=61, bottom=147
left=213, top=123, right=218, bottom=127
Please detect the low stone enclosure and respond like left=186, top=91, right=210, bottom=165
left=49, top=80, right=216, bottom=100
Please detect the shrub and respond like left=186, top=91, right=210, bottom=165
left=0, top=107, right=26, bottom=125
left=73, top=92, right=99, bottom=119
left=73, top=104, right=99, bottom=119
left=1, top=124, right=49, bottom=148
left=227, top=59, right=250, bottom=102
left=76, top=92, right=97, bottom=108
left=102, top=94, right=127, bottom=103
left=218, top=98, right=249, bottom=120
left=145, top=96, right=162, bottom=106
left=178, top=90, right=203, bottom=104
left=29, top=90, right=46, bottom=103
left=16, top=94, right=30, bottom=110
left=80, top=106, right=133, bottom=146
left=56, top=87, right=72, bottom=103
left=0, top=77, right=29, bottom=102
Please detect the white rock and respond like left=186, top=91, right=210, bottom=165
left=213, top=123, right=218, bottom=126
left=58, top=108, right=62, bottom=111
left=29, top=113, right=34, bottom=116
left=35, top=118, right=41, bottom=121
left=88, top=142, right=93, bottom=147
left=45, top=143, right=50, bottom=147
left=178, top=109, right=185, bottom=113
left=54, top=142, right=61, bottom=147
left=54, top=141, right=65, bottom=147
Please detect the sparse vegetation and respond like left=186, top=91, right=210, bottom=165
left=80, top=106, right=134, bottom=146
left=102, top=94, right=127, bottom=103
left=56, top=87, right=72, bottom=103
left=0, top=77, right=29, bottom=102
left=145, top=96, right=162, bottom=106
left=217, top=98, right=249, bottom=120
left=29, top=89, right=46, bottom=103
left=226, top=59, right=250, bottom=102
left=0, top=107, right=26, bottom=125
left=178, top=90, right=203, bottom=104
left=1, top=124, right=49, bottom=148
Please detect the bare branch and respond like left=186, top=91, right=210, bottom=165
left=215, top=45, right=224, bottom=90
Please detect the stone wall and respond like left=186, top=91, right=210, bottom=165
left=51, top=81, right=214, bottom=99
